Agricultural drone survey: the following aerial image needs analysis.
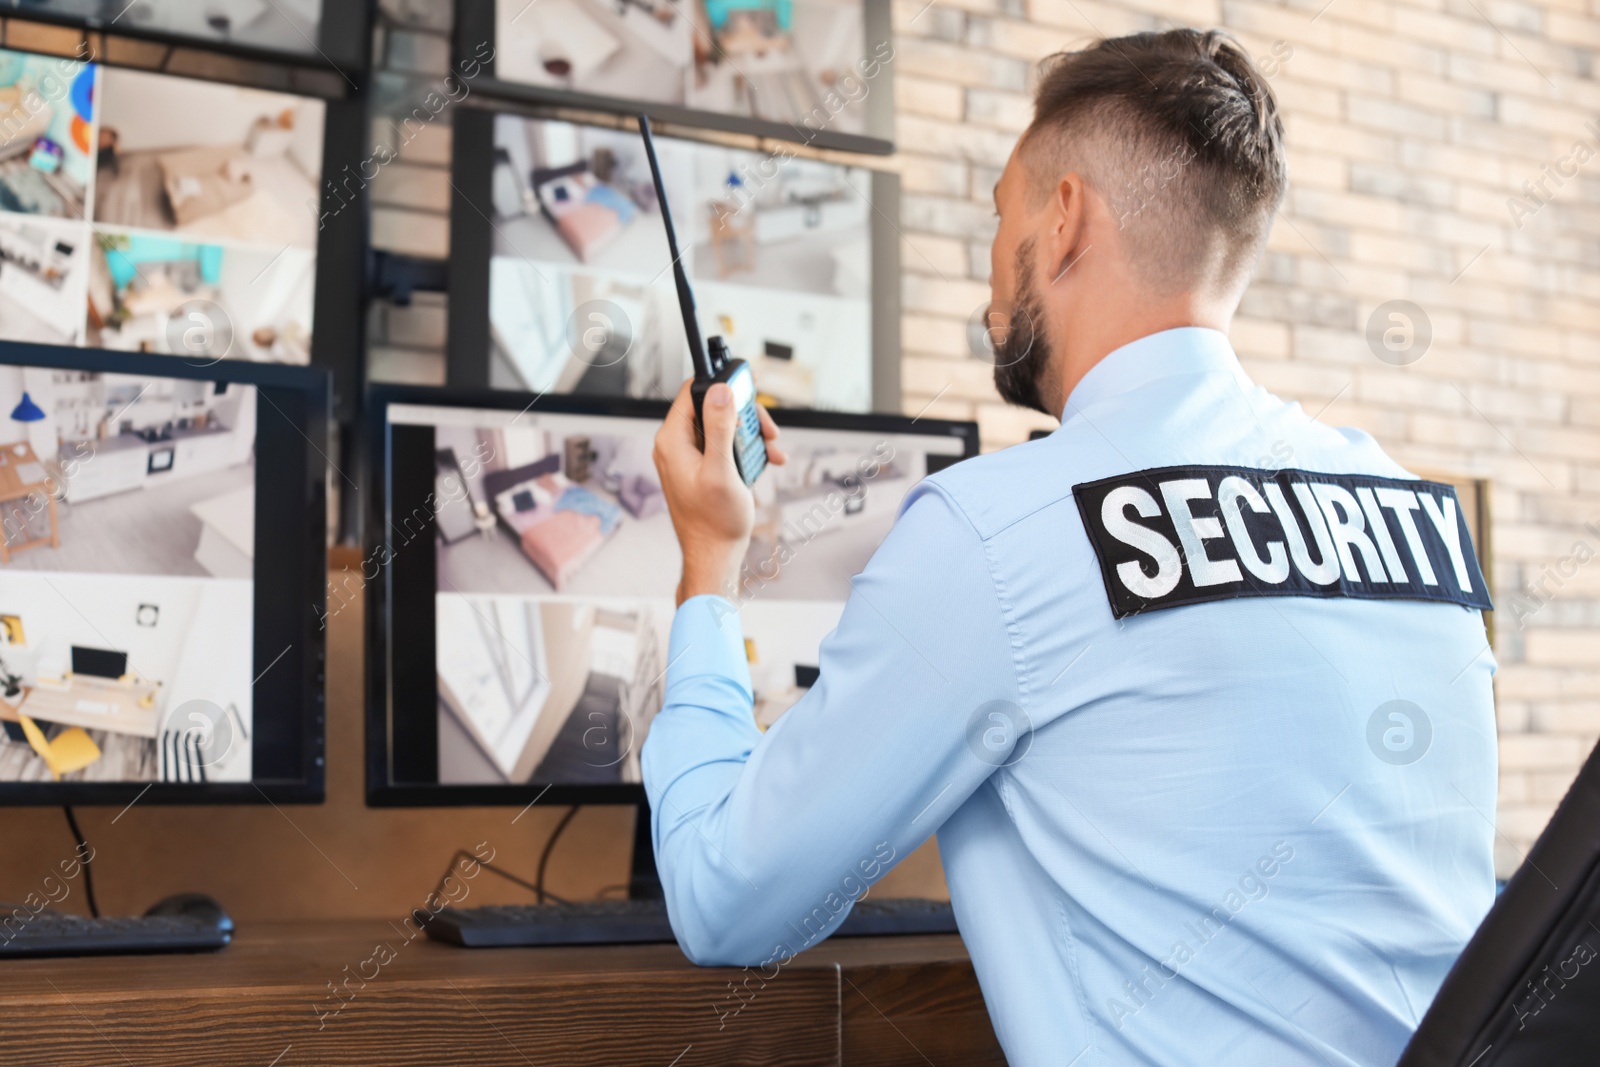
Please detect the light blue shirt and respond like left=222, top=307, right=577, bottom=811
left=643, top=327, right=1497, bottom=1065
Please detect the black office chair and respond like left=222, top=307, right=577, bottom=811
left=1399, top=738, right=1600, bottom=1066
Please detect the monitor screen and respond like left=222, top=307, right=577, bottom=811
left=457, top=0, right=894, bottom=152
left=0, top=345, right=327, bottom=802
left=70, top=646, right=126, bottom=680
left=367, top=387, right=977, bottom=804
left=0, top=48, right=325, bottom=364
left=10, top=1, right=334, bottom=64
left=451, top=108, right=899, bottom=412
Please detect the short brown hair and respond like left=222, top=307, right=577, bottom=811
left=1022, top=29, right=1286, bottom=293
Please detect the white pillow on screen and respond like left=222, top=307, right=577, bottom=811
left=494, top=472, right=572, bottom=519
left=538, top=173, right=591, bottom=218
left=495, top=482, right=546, bottom=519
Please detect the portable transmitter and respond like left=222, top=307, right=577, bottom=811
left=637, top=113, right=768, bottom=486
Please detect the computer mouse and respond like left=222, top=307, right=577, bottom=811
left=144, top=892, right=234, bottom=931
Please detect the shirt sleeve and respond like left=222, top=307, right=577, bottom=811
left=641, top=482, right=1026, bottom=966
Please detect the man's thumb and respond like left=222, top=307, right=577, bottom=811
left=702, top=383, right=738, bottom=464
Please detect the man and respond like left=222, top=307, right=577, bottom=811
left=646, top=28, right=1496, bottom=1066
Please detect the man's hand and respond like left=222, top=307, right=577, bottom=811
left=654, top=379, right=786, bottom=606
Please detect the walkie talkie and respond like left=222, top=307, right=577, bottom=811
left=638, top=113, right=768, bottom=486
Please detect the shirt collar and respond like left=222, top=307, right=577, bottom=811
left=1060, top=327, right=1250, bottom=421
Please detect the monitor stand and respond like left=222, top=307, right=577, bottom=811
left=627, top=802, right=664, bottom=901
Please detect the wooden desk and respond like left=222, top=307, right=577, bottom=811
left=0, top=921, right=1004, bottom=1066
left=3, top=676, right=161, bottom=738
left=0, top=440, right=58, bottom=563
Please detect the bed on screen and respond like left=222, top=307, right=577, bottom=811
left=531, top=161, right=653, bottom=263
left=482, top=458, right=623, bottom=590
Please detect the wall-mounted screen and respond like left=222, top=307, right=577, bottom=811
left=0, top=49, right=326, bottom=364
left=456, top=0, right=894, bottom=154
left=4, top=1, right=347, bottom=66
left=366, top=387, right=977, bottom=804
left=449, top=108, right=900, bottom=412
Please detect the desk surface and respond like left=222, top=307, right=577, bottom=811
left=9, top=676, right=160, bottom=738
left=0, top=919, right=1003, bottom=1067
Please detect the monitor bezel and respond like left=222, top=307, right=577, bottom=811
left=308, top=93, right=369, bottom=424
left=364, top=381, right=980, bottom=808
left=443, top=102, right=902, bottom=408
left=453, top=0, right=895, bottom=156
left=0, top=341, right=330, bottom=806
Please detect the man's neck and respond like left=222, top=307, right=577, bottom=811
left=1047, top=301, right=1233, bottom=416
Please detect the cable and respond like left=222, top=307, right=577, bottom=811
left=425, top=806, right=585, bottom=917
left=429, top=850, right=567, bottom=912
left=61, top=806, right=98, bottom=919
left=535, top=806, right=580, bottom=905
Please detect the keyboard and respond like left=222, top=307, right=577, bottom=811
left=426, top=896, right=957, bottom=948
left=0, top=910, right=232, bottom=958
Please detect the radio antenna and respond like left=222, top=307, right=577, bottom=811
left=637, top=113, right=712, bottom=380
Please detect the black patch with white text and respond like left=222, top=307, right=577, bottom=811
left=1073, top=465, right=1493, bottom=619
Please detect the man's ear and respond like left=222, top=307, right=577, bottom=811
left=1047, top=172, right=1089, bottom=283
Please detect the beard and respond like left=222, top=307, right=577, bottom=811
left=991, top=237, right=1055, bottom=416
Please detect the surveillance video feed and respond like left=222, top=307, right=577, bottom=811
left=19, top=1, right=325, bottom=58
left=0, top=361, right=257, bottom=784
left=386, top=401, right=968, bottom=787
left=487, top=114, right=874, bottom=411
left=493, top=0, right=884, bottom=136
left=0, top=45, right=322, bottom=362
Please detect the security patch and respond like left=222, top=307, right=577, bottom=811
left=1073, top=465, right=1493, bottom=619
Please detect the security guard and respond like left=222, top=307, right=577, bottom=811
left=646, top=28, right=1496, bottom=1067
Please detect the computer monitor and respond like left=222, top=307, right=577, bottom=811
left=0, top=40, right=365, bottom=418
left=70, top=646, right=126, bottom=680
left=446, top=106, right=901, bottom=411
left=364, top=384, right=977, bottom=806
left=453, top=0, right=895, bottom=155
left=0, top=342, right=328, bottom=803
left=6, top=1, right=367, bottom=74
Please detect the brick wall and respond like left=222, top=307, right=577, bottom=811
left=367, top=0, right=1600, bottom=877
